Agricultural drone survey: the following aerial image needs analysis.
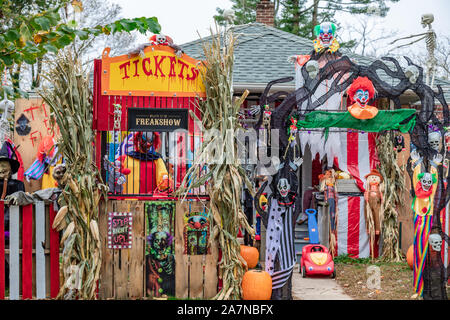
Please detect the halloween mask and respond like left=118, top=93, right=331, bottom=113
left=347, top=77, right=378, bottom=120
left=277, top=178, right=290, bottom=198
left=428, top=131, right=441, bottom=151
left=420, top=172, right=433, bottom=192
left=428, top=233, right=442, bottom=252
left=366, top=174, right=381, bottom=185
left=315, top=22, right=336, bottom=48
left=0, top=160, right=11, bottom=180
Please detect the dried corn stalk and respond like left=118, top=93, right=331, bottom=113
left=175, top=29, right=254, bottom=300
left=40, top=51, right=108, bottom=299
left=377, top=134, right=404, bottom=262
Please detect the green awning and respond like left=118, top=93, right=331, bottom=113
left=296, top=109, right=416, bottom=133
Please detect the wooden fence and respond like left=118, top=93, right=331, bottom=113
left=0, top=201, right=60, bottom=300
left=98, top=199, right=218, bottom=299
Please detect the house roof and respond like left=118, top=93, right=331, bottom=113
left=181, top=22, right=450, bottom=103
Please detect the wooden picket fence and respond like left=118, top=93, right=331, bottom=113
left=0, top=201, right=60, bottom=300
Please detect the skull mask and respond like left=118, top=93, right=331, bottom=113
left=316, top=22, right=335, bottom=48
left=277, top=178, right=290, bottom=198
left=428, top=233, right=442, bottom=252
left=420, top=172, right=433, bottom=192
left=428, top=131, right=441, bottom=151
left=0, top=160, right=11, bottom=180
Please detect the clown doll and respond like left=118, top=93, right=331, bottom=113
left=319, top=169, right=338, bottom=232
left=347, top=76, right=378, bottom=120
left=116, top=131, right=171, bottom=194
left=410, top=149, right=441, bottom=297
left=364, top=169, right=384, bottom=258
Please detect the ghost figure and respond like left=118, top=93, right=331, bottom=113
left=427, top=131, right=441, bottom=151
left=428, top=233, right=442, bottom=252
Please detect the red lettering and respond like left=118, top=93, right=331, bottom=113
left=186, top=67, right=198, bottom=81
left=24, top=105, right=40, bottom=121
left=168, top=56, right=177, bottom=78
left=132, top=59, right=139, bottom=77
left=178, top=60, right=188, bottom=79
left=153, top=55, right=166, bottom=77
left=119, top=61, right=131, bottom=79
left=29, top=131, right=41, bottom=147
left=142, top=58, right=153, bottom=76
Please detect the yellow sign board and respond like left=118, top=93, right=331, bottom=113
left=101, top=45, right=205, bottom=97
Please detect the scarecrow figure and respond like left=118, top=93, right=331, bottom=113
left=254, top=155, right=301, bottom=300
left=347, top=76, right=378, bottom=120
left=410, top=149, right=442, bottom=297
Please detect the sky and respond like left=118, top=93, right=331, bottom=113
left=109, top=0, right=450, bottom=58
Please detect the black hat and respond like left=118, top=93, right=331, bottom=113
left=0, top=141, right=20, bottom=174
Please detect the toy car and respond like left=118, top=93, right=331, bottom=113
left=300, top=244, right=335, bottom=278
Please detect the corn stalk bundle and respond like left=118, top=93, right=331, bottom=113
left=40, top=51, right=108, bottom=299
left=377, top=134, right=404, bottom=262
left=174, top=29, right=254, bottom=300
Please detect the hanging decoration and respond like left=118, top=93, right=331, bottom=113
left=347, top=76, right=378, bottom=120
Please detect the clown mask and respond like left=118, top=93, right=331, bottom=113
left=367, top=174, right=381, bottom=185
left=316, top=22, right=336, bottom=48
left=420, top=173, right=433, bottom=192
left=355, top=89, right=370, bottom=108
left=277, top=178, right=290, bottom=198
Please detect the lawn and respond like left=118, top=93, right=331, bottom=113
left=334, top=255, right=422, bottom=300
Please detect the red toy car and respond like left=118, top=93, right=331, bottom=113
left=300, top=244, right=335, bottom=278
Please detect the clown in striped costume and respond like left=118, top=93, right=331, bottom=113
left=410, top=150, right=441, bottom=297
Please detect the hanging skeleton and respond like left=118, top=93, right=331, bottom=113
left=390, top=14, right=437, bottom=87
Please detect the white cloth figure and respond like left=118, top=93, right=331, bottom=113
left=265, top=198, right=296, bottom=289
left=295, top=55, right=344, bottom=164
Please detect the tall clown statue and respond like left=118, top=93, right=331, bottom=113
left=410, top=149, right=441, bottom=297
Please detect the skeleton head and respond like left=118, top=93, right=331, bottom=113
left=0, top=160, right=11, bottom=180
left=306, top=60, right=319, bottom=79
left=404, top=65, right=419, bottom=84
left=428, top=131, right=441, bottom=151
left=277, top=178, right=291, bottom=198
left=428, top=233, right=442, bottom=251
left=420, top=172, right=433, bottom=191
left=223, top=9, right=236, bottom=23
left=0, top=95, right=14, bottom=121
left=421, top=14, right=434, bottom=28
left=156, top=34, right=167, bottom=44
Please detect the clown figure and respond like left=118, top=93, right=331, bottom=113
left=410, top=149, right=441, bottom=297
left=319, top=169, right=338, bottom=231
left=313, top=22, right=340, bottom=55
left=364, top=169, right=384, bottom=236
left=347, top=76, right=379, bottom=120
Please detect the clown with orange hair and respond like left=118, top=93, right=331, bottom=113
left=347, top=76, right=379, bottom=120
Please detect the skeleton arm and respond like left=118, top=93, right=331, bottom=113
left=389, top=32, right=428, bottom=45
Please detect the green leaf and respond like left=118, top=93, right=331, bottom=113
left=119, top=20, right=137, bottom=32
left=5, top=30, right=20, bottom=42
left=34, top=17, right=51, bottom=31
left=0, top=55, right=14, bottom=66
left=43, top=43, right=58, bottom=53
left=19, top=23, right=32, bottom=41
left=23, top=54, right=37, bottom=64
left=146, top=17, right=161, bottom=34
left=74, top=30, right=89, bottom=40
left=56, top=35, right=73, bottom=47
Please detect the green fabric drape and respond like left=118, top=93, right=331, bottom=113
left=296, top=109, right=416, bottom=133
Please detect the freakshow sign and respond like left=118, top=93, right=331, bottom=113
left=100, top=45, right=205, bottom=97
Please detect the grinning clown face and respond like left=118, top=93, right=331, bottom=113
left=420, top=173, right=433, bottom=192
left=315, top=22, right=336, bottom=48
left=355, top=89, right=370, bottom=107
left=277, top=178, right=290, bottom=198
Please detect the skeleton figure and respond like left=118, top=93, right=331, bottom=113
left=0, top=93, right=14, bottom=142
left=390, top=14, right=437, bottom=87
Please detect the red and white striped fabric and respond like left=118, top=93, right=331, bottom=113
left=333, top=131, right=379, bottom=258
left=336, top=195, right=370, bottom=258
left=333, top=131, right=379, bottom=192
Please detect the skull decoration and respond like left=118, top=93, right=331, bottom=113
left=52, top=164, right=67, bottom=188
left=404, top=65, right=419, bottom=84
left=421, top=13, right=434, bottom=28
left=428, top=131, right=441, bottom=151
left=0, top=161, right=11, bottom=180
left=305, top=60, right=319, bottom=79
left=277, top=178, right=290, bottom=198
left=420, top=172, right=433, bottom=191
left=428, top=233, right=442, bottom=252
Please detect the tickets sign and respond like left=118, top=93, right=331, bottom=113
left=101, top=45, right=205, bottom=97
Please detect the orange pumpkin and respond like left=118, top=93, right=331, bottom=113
left=240, top=245, right=259, bottom=269
left=406, top=245, right=414, bottom=270
left=241, top=270, right=272, bottom=300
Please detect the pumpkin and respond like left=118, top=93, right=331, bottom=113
left=241, top=270, right=272, bottom=300
left=240, top=245, right=259, bottom=269
left=406, top=245, right=414, bottom=270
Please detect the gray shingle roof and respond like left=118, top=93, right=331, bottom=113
left=181, top=22, right=450, bottom=102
